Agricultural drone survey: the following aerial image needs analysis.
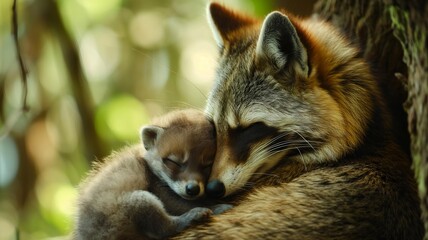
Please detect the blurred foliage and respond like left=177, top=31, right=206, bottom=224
left=0, top=0, right=315, bottom=239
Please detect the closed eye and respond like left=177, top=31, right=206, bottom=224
left=232, top=122, right=277, bottom=145
left=229, top=122, right=278, bottom=161
left=162, top=158, right=182, bottom=168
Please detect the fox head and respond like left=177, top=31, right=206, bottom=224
left=204, top=3, right=379, bottom=197
left=141, top=110, right=216, bottom=200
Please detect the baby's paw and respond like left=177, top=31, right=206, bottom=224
left=185, top=207, right=213, bottom=222
left=211, top=204, right=233, bottom=215
left=176, top=207, right=213, bottom=231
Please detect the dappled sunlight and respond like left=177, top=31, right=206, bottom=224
left=76, top=0, right=123, bottom=21
left=180, top=40, right=217, bottom=92
left=96, top=94, right=150, bottom=142
left=35, top=169, right=75, bottom=234
left=46, top=97, right=81, bottom=154
left=0, top=137, right=19, bottom=187
left=53, top=184, right=77, bottom=219
left=129, top=11, right=166, bottom=49
left=80, top=26, right=121, bottom=83
left=39, top=37, right=68, bottom=97
left=0, top=214, right=17, bottom=240
left=140, top=49, right=170, bottom=90
left=25, top=120, right=57, bottom=172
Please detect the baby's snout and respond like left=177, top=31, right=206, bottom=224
left=183, top=180, right=205, bottom=199
left=185, top=182, right=200, bottom=196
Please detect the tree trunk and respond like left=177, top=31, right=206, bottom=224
left=314, top=0, right=427, bottom=237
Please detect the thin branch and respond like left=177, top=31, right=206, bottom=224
left=12, top=0, right=29, bottom=112
left=1, top=0, right=29, bottom=139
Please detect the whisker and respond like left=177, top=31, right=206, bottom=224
left=251, top=172, right=280, bottom=178
left=252, top=131, right=322, bottom=156
left=258, top=145, right=314, bottom=163
left=252, top=132, right=294, bottom=153
left=248, top=131, right=322, bottom=175
left=268, top=141, right=319, bottom=149
left=236, top=182, right=255, bottom=192
left=268, top=131, right=294, bottom=143
left=269, top=144, right=317, bottom=153
left=244, top=181, right=256, bottom=188
left=291, top=130, right=316, bottom=152
left=294, top=146, right=308, bottom=170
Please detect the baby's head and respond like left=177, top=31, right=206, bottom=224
left=141, top=109, right=216, bottom=200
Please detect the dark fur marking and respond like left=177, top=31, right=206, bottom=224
left=229, top=122, right=278, bottom=163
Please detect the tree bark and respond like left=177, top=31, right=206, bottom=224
left=314, top=0, right=427, bottom=237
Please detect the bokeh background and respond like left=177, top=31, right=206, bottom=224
left=0, top=0, right=315, bottom=239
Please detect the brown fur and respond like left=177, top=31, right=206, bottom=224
left=174, top=3, right=423, bottom=239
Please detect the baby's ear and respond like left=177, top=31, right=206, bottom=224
left=140, top=126, right=164, bottom=151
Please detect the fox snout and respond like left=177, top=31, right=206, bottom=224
left=206, top=180, right=226, bottom=198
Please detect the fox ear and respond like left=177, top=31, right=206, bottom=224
left=207, top=2, right=256, bottom=48
left=255, top=12, right=308, bottom=77
left=141, top=126, right=164, bottom=151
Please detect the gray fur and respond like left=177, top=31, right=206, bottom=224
left=73, top=146, right=225, bottom=240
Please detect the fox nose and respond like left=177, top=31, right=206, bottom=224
left=185, top=183, right=200, bottom=196
left=206, top=180, right=225, bottom=198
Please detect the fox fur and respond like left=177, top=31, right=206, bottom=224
left=174, top=3, right=423, bottom=239
left=73, top=109, right=231, bottom=240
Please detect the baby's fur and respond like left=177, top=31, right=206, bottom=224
left=73, top=109, right=231, bottom=240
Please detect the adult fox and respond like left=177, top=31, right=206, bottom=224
left=175, top=3, right=423, bottom=239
